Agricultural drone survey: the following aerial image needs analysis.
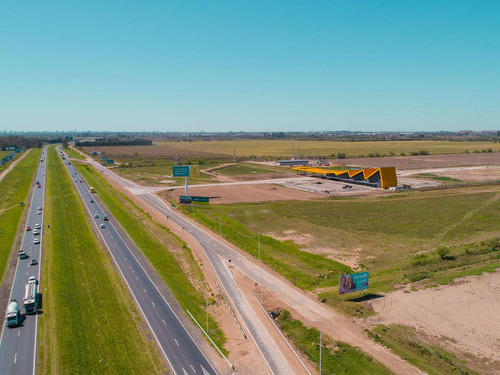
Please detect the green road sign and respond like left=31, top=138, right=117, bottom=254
left=173, top=165, right=190, bottom=177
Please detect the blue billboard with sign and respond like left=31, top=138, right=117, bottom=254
left=339, top=271, right=369, bottom=294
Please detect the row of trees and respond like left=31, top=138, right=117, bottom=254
left=0, top=135, right=43, bottom=150
left=75, top=137, right=152, bottom=147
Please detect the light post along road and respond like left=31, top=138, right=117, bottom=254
left=58, top=148, right=217, bottom=375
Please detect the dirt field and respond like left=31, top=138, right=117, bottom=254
left=365, top=269, right=500, bottom=375
left=343, top=152, right=500, bottom=171
left=413, top=166, right=500, bottom=182
left=164, top=184, right=323, bottom=204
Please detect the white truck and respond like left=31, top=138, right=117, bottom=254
left=5, top=300, right=20, bottom=327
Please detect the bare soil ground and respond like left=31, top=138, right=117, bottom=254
left=342, top=152, right=500, bottom=170
left=164, top=184, right=323, bottom=205
left=365, top=269, right=500, bottom=375
left=415, top=167, right=500, bottom=181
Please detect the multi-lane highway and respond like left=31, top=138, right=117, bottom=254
left=58, top=148, right=218, bottom=375
left=0, top=147, right=47, bottom=375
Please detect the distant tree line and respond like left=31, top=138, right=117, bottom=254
left=75, top=137, right=153, bottom=147
left=0, top=135, right=43, bottom=150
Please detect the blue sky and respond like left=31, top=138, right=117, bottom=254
left=1, top=1, right=499, bottom=132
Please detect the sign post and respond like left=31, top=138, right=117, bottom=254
left=173, top=166, right=191, bottom=195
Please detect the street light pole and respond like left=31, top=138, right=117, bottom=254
left=305, top=319, right=322, bottom=375
left=254, top=236, right=263, bottom=304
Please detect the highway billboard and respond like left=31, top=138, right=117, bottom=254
left=339, top=271, right=369, bottom=294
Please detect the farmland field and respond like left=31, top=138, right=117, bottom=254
left=38, top=147, right=164, bottom=374
left=156, top=140, right=500, bottom=158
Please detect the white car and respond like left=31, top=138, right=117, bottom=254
left=33, top=238, right=40, bottom=244
left=35, top=224, right=41, bottom=229
left=33, top=229, right=40, bottom=235
left=29, top=276, right=37, bottom=284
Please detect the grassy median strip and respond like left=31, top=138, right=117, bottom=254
left=0, top=149, right=41, bottom=282
left=276, top=310, right=392, bottom=375
left=367, top=325, right=479, bottom=375
left=38, top=147, right=164, bottom=374
left=73, top=162, right=227, bottom=352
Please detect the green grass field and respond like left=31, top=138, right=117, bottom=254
left=368, top=325, right=479, bottom=375
left=37, top=147, right=164, bottom=374
left=157, top=140, right=500, bottom=158
left=276, top=310, right=392, bottom=375
left=73, top=162, right=227, bottom=352
left=0, top=149, right=41, bottom=282
left=178, top=203, right=352, bottom=290
left=216, top=163, right=293, bottom=176
left=65, top=146, right=86, bottom=160
left=180, top=185, right=500, bottom=317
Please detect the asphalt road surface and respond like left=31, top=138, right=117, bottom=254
left=138, top=193, right=294, bottom=374
left=0, top=147, right=47, bottom=375
left=59, top=148, right=217, bottom=375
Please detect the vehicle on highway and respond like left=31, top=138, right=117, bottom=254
left=24, top=279, right=37, bottom=314
left=94, top=214, right=99, bottom=218
left=30, top=259, right=37, bottom=266
left=90, top=199, right=94, bottom=203
left=33, top=229, right=40, bottom=235
left=26, top=226, right=31, bottom=231
left=5, top=300, right=20, bottom=327
left=33, top=238, right=40, bottom=245
left=89, top=186, right=96, bottom=193
left=37, top=210, right=42, bottom=215
left=103, top=216, right=108, bottom=221
left=37, top=206, right=42, bottom=210
left=29, top=276, right=37, bottom=284
left=99, top=224, right=105, bottom=228
left=18, top=250, right=28, bottom=259
left=34, top=224, right=40, bottom=229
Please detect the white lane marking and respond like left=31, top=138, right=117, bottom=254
left=162, top=319, right=166, bottom=325
left=151, top=302, right=155, bottom=308
left=182, top=369, right=189, bottom=375
left=143, top=288, right=146, bottom=293
left=129, top=266, right=132, bottom=270
left=191, top=364, right=196, bottom=373
left=200, top=365, right=211, bottom=375
left=18, top=331, right=20, bottom=337
left=13, top=353, right=17, bottom=363
left=136, top=276, right=138, bottom=280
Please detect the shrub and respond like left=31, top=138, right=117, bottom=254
left=435, top=246, right=450, bottom=260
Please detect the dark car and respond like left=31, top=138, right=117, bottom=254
left=30, top=259, right=37, bottom=266
left=103, top=216, right=108, bottom=221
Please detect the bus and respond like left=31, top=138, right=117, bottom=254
left=24, top=280, right=37, bottom=314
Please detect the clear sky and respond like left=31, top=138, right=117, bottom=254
left=1, top=1, right=499, bottom=132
